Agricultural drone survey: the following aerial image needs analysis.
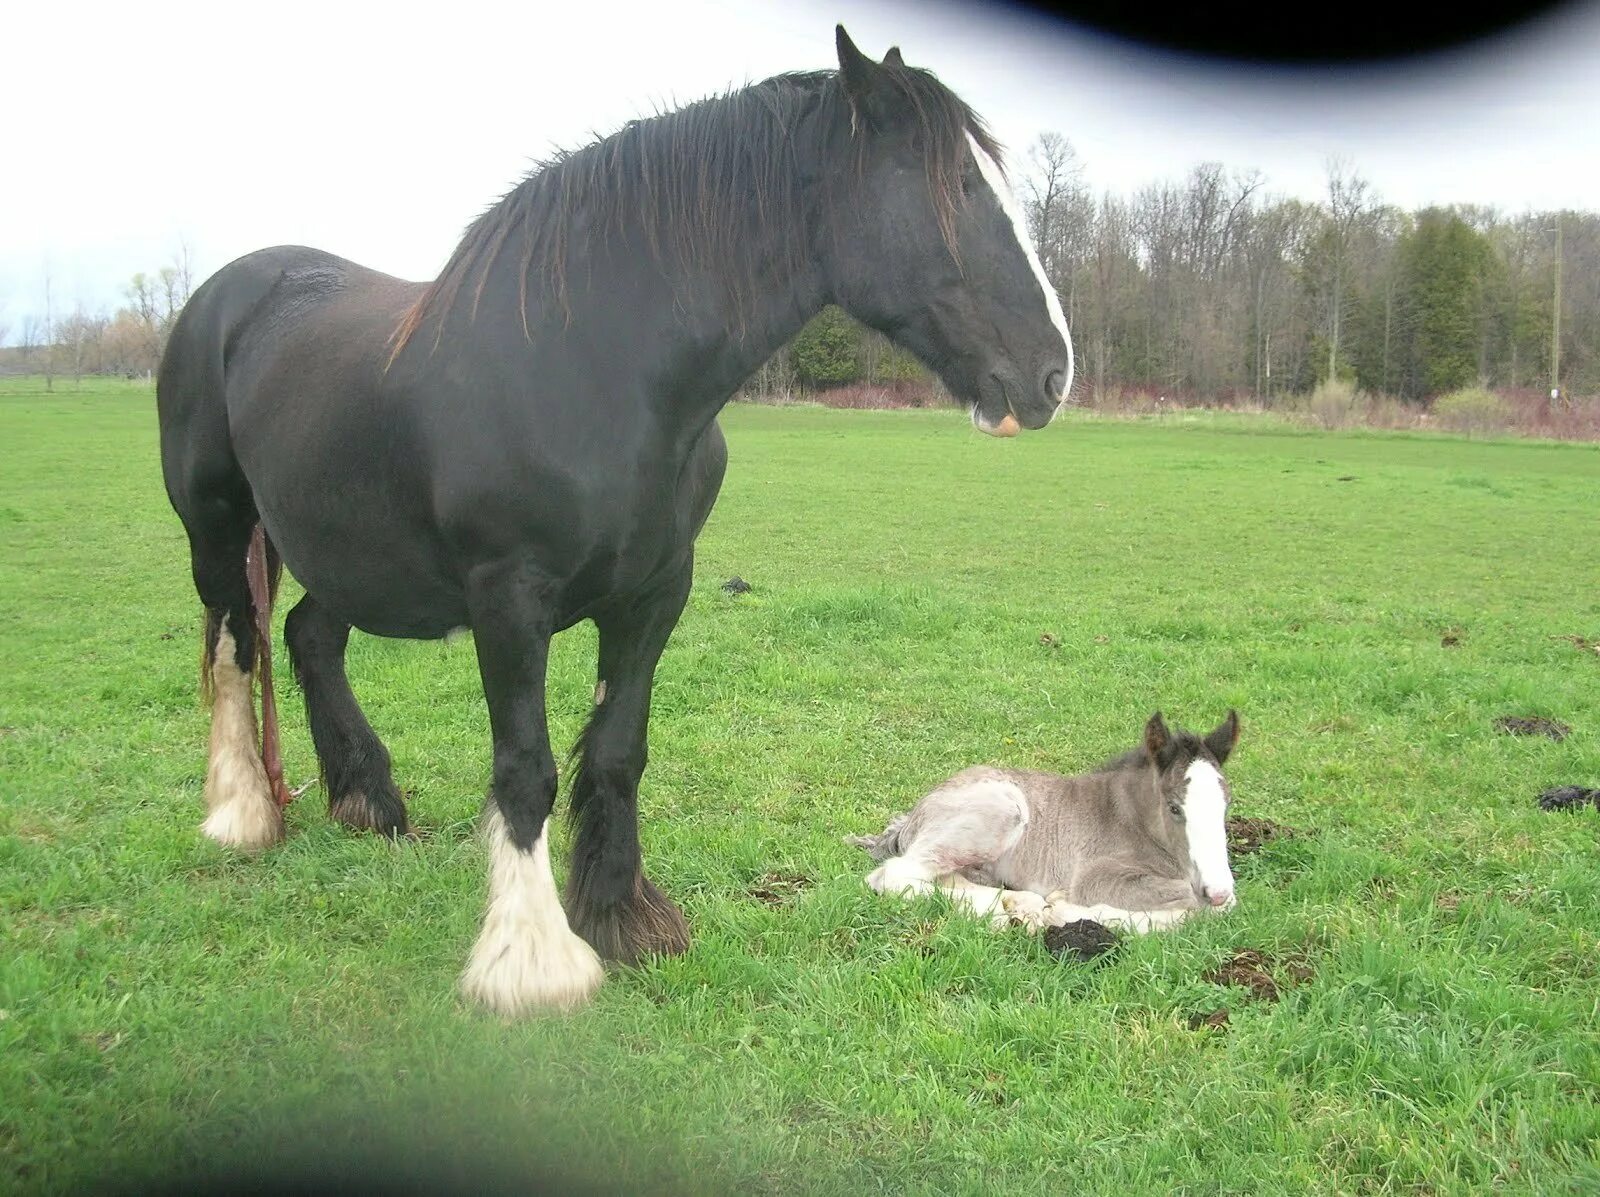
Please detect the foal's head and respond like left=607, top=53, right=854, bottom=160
left=1139, top=710, right=1241, bottom=909
left=817, top=27, right=1074, bottom=436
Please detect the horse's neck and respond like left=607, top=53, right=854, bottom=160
left=667, top=272, right=827, bottom=406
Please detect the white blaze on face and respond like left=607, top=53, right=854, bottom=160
left=1182, top=760, right=1235, bottom=907
left=964, top=131, right=1076, bottom=414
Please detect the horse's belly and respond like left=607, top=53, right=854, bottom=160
left=273, top=530, right=467, bottom=638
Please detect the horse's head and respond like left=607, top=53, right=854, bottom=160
left=1141, top=710, right=1241, bottom=909
left=819, top=27, right=1074, bottom=437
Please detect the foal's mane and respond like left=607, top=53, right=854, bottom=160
left=389, top=62, right=1003, bottom=359
left=1097, top=728, right=1211, bottom=776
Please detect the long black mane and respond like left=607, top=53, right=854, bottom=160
left=392, top=63, right=1004, bottom=355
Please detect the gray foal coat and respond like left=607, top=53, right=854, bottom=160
left=849, top=712, right=1240, bottom=933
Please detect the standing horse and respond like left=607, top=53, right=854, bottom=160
left=157, top=26, right=1074, bottom=1015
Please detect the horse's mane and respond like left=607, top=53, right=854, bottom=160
left=390, top=63, right=1003, bottom=359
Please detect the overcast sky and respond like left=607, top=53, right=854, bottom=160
left=3, top=0, right=1598, bottom=337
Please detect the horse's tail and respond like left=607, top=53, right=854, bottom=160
left=197, top=524, right=283, bottom=705
left=844, top=812, right=909, bottom=862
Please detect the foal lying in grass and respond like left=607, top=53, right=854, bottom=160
left=848, top=712, right=1240, bottom=933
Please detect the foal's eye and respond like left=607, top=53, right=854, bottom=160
left=1167, top=802, right=1184, bottom=819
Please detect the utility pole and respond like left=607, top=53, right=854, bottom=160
left=1551, top=218, right=1563, bottom=406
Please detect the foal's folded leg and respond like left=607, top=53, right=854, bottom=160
left=865, top=774, right=1031, bottom=925
left=1039, top=893, right=1194, bottom=934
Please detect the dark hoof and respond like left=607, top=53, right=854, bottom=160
left=567, top=874, right=691, bottom=965
left=329, top=788, right=409, bottom=839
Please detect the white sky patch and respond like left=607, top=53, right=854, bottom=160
left=4, top=1, right=1600, bottom=332
left=966, top=131, right=1075, bottom=403
left=1182, top=760, right=1234, bottom=901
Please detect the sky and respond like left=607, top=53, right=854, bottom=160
left=3, top=0, right=1598, bottom=338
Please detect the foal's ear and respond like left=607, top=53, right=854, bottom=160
left=1143, top=711, right=1170, bottom=759
left=883, top=45, right=906, bottom=68
left=1205, top=710, right=1241, bottom=765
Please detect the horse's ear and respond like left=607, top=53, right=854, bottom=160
left=836, top=26, right=877, bottom=96
left=1205, top=710, right=1240, bottom=765
left=1143, top=711, right=1170, bottom=759
left=883, top=45, right=905, bottom=68
left=836, top=25, right=899, bottom=130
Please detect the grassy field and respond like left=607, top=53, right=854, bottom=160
left=3, top=377, right=1598, bottom=1194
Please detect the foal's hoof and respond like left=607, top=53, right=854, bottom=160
left=329, top=788, right=409, bottom=839
left=996, top=889, right=1050, bottom=932
left=568, top=876, right=691, bottom=966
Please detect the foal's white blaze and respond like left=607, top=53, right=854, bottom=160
left=460, top=808, right=605, bottom=1016
left=1183, top=760, right=1235, bottom=908
left=200, top=626, right=285, bottom=851
left=965, top=132, right=1076, bottom=416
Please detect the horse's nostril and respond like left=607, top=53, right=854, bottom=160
left=1208, top=890, right=1233, bottom=908
left=1043, top=369, right=1065, bottom=401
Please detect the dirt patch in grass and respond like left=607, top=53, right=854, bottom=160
left=1494, top=715, right=1571, bottom=741
left=1202, top=948, right=1315, bottom=1006
left=1536, top=786, right=1599, bottom=812
left=1186, top=1008, right=1231, bottom=1031
left=1227, top=816, right=1298, bottom=855
left=1043, top=919, right=1118, bottom=963
left=748, top=871, right=812, bottom=905
left=1553, top=633, right=1600, bottom=657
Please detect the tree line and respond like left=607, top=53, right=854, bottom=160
left=751, top=136, right=1596, bottom=404
left=12, top=141, right=1595, bottom=405
left=4, top=248, right=195, bottom=388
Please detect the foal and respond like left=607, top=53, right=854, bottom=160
left=849, top=712, right=1240, bottom=933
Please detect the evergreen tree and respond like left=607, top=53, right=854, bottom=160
left=790, top=305, right=864, bottom=389
left=1394, top=210, right=1496, bottom=397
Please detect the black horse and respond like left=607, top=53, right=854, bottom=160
left=157, top=27, right=1074, bottom=1015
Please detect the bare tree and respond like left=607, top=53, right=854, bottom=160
left=1023, top=133, right=1082, bottom=279
left=42, top=264, right=56, bottom=393
left=1315, top=159, right=1370, bottom=382
left=56, top=305, right=108, bottom=388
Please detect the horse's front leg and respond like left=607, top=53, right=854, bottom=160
left=564, top=559, right=694, bottom=964
left=459, top=559, right=604, bottom=1016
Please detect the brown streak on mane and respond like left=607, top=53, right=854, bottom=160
left=386, top=64, right=1003, bottom=368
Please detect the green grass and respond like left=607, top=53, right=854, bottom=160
left=3, top=378, right=1599, bottom=1194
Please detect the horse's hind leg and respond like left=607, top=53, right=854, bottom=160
left=284, top=593, right=407, bottom=837
left=189, top=513, right=286, bottom=851
left=564, top=559, right=695, bottom=965
left=865, top=777, right=1030, bottom=927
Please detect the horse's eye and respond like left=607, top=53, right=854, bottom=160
left=1168, top=803, right=1184, bottom=819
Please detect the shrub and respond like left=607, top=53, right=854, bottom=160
left=1432, top=387, right=1510, bottom=435
left=790, top=306, right=863, bottom=389
left=1305, top=378, right=1363, bottom=429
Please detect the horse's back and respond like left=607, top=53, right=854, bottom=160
left=159, top=245, right=418, bottom=428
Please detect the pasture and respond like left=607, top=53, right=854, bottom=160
left=3, top=378, right=1598, bottom=1193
